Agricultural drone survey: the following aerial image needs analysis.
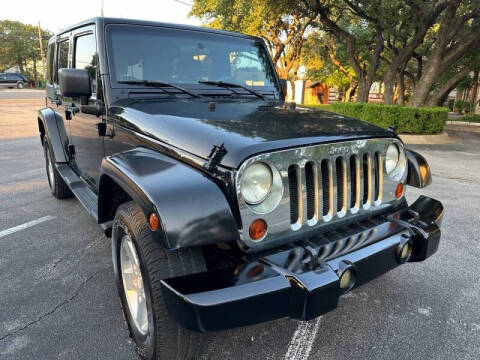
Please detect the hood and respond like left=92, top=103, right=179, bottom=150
left=110, top=98, right=393, bottom=169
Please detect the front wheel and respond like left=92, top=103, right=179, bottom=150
left=44, top=139, right=72, bottom=199
left=17, top=82, right=24, bottom=89
left=112, top=201, right=206, bottom=360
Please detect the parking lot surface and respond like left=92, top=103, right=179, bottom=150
left=0, top=90, right=479, bottom=359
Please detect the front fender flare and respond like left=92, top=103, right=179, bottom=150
left=406, top=149, right=432, bottom=188
left=37, top=108, right=69, bottom=163
left=99, top=148, right=240, bottom=249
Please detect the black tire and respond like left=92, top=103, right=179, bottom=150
left=112, top=201, right=206, bottom=360
left=44, top=139, right=72, bottom=199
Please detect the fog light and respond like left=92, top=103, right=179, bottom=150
left=337, top=262, right=357, bottom=294
left=249, top=219, right=267, bottom=241
left=397, top=236, right=412, bottom=263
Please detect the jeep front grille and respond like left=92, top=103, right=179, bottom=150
left=236, top=138, right=406, bottom=252
left=289, top=153, right=383, bottom=226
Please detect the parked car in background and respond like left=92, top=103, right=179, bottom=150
left=0, top=72, right=27, bottom=88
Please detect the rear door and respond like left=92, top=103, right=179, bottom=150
left=69, top=26, right=104, bottom=187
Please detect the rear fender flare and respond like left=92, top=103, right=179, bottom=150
left=98, top=148, right=240, bottom=249
left=37, top=108, right=69, bottom=163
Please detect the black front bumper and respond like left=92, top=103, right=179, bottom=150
left=161, top=196, right=444, bottom=332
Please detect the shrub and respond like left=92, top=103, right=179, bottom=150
left=447, top=99, right=455, bottom=111
left=463, top=101, right=473, bottom=114
left=462, top=114, right=480, bottom=123
left=454, top=100, right=465, bottom=113
left=310, top=102, right=447, bottom=134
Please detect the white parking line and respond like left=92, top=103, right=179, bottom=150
left=0, top=215, right=55, bottom=238
left=284, top=317, right=322, bottom=360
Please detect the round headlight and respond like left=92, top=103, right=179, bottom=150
left=385, top=144, right=400, bottom=174
left=240, top=163, right=272, bottom=204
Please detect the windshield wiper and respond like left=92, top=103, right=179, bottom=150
left=118, top=80, right=203, bottom=98
left=198, top=80, right=265, bottom=100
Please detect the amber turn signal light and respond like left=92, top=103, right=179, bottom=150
left=149, top=213, right=160, bottom=231
left=249, top=219, right=267, bottom=241
left=395, top=183, right=404, bottom=199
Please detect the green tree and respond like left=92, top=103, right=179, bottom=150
left=190, top=0, right=315, bottom=89
left=302, top=32, right=357, bottom=101
left=409, top=0, right=480, bottom=106
left=0, top=20, right=51, bottom=81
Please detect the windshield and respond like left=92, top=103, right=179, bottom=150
left=106, top=24, right=278, bottom=91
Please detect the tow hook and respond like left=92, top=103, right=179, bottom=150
left=386, top=209, right=429, bottom=239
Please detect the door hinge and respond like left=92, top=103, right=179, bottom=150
left=68, top=144, right=76, bottom=156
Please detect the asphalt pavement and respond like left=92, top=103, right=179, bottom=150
left=0, top=90, right=479, bottom=359
left=0, top=88, right=45, bottom=99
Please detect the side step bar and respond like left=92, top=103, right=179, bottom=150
left=56, top=164, right=112, bottom=236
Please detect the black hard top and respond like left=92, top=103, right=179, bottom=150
left=56, top=17, right=260, bottom=41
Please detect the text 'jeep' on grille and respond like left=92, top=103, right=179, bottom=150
left=37, top=17, right=444, bottom=360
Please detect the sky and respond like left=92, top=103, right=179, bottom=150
left=1, top=0, right=202, bottom=33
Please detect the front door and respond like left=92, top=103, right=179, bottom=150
left=69, top=27, right=104, bottom=188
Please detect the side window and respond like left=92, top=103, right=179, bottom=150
left=47, top=42, right=55, bottom=84
left=55, top=40, right=69, bottom=84
left=74, top=33, right=97, bottom=95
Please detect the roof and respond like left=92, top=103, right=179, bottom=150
left=56, top=17, right=259, bottom=41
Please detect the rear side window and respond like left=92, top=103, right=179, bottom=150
left=47, top=42, right=55, bottom=84
left=74, top=33, right=97, bottom=95
left=55, top=40, right=69, bottom=83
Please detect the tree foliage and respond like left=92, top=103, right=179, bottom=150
left=190, top=0, right=315, bottom=84
left=0, top=20, right=52, bottom=81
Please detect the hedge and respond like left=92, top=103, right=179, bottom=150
left=311, top=103, right=447, bottom=134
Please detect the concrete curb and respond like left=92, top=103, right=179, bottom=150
left=399, top=131, right=459, bottom=145
left=446, top=120, right=480, bottom=126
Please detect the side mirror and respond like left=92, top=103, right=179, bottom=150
left=58, top=68, right=91, bottom=98
left=279, top=79, right=287, bottom=98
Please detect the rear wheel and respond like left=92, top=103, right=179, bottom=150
left=44, top=139, right=72, bottom=198
left=16, top=82, right=24, bottom=89
left=112, top=201, right=206, bottom=360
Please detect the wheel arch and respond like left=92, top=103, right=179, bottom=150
left=99, top=148, right=240, bottom=250
left=37, top=108, right=69, bottom=163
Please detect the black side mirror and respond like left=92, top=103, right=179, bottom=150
left=279, top=79, right=287, bottom=98
left=58, top=68, right=91, bottom=98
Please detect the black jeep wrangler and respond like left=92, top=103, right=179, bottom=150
left=37, top=17, right=444, bottom=360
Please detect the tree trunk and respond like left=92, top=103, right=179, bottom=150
left=356, top=78, right=370, bottom=103
left=383, top=68, right=396, bottom=105
left=408, top=53, right=443, bottom=106
left=397, top=71, right=405, bottom=105
left=426, top=67, right=471, bottom=106
left=470, top=71, right=479, bottom=112
left=344, top=85, right=355, bottom=102
left=290, top=79, right=296, bottom=102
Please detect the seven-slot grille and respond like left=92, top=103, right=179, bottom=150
left=288, top=152, right=383, bottom=228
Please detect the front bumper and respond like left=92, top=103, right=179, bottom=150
left=161, top=196, right=444, bottom=332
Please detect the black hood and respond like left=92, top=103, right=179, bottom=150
left=110, top=98, right=393, bottom=168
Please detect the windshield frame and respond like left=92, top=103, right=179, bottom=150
left=104, top=24, right=281, bottom=95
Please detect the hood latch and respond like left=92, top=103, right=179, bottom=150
left=204, top=143, right=228, bottom=171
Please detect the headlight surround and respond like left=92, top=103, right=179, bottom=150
left=385, top=143, right=407, bottom=181
left=240, top=162, right=272, bottom=204
left=238, top=161, right=284, bottom=214
left=385, top=144, right=400, bottom=174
